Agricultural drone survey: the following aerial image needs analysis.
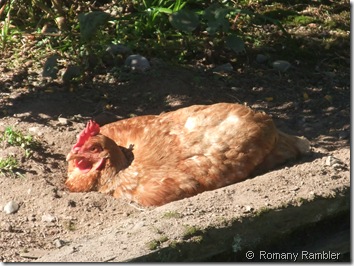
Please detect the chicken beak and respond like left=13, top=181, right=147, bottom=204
left=66, top=151, right=79, bottom=162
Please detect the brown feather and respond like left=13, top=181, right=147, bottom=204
left=66, top=103, right=310, bottom=206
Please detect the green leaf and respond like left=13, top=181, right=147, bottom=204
left=204, top=4, right=230, bottom=35
left=78, top=11, right=111, bottom=42
left=225, top=34, right=245, bottom=53
left=169, top=9, right=199, bottom=33
left=152, top=7, right=173, bottom=14
left=172, top=0, right=187, bottom=12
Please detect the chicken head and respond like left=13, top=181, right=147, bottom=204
left=66, top=121, right=128, bottom=192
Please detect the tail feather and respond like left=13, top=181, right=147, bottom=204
left=254, top=130, right=310, bottom=174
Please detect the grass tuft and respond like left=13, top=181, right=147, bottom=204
left=0, top=127, right=40, bottom=177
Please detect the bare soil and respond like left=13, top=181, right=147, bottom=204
left=0, top=43, right=350, bottom=261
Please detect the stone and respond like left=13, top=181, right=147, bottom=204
left=54, top=239, right=65, bottom=248
left=124, top=55, right=151, bottom=72
left=42, top=214, right=56, bottom=223
left=58, top=117, right=69, bottom=125
left=272, top=60, right=291, bottom=72
left=3, top=200, right=19, bottom=214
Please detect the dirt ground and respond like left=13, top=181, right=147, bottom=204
left=0, top=45, right=350, bottom=261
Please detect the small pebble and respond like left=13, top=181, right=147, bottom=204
left=332, top=163, right=345, bottom=170
left=28, top=127, right=44, bottom=137
left=244, top=205, right=253, bottom=213
left=325, top=155, right=341, bottom=166
left=28, top=127, right=40, bottom=134
left=53, top=239, right=65, bottom=248
left=272, top=60, right=291, bottom=72
left=325, top=156, right=332, bottom=166
left=3, top=200, right=19, bottom=214
left=230, top=87, right=243, bottom=92
left=42, top=214, right=56, bottom=223
left=58, top=117, right=68, bottom=125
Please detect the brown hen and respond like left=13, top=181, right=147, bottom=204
left=66, top=103, right=310, bottom=206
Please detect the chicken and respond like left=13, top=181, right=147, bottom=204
left=66, top=103, right=310, bottom=206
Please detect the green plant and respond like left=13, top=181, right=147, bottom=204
left=147, top=239, right=159, bottom=250
left=254, top=206, right=271, bottom=217
left=0, top=5, right=11, bottom=51
left=1, top=1, right=292, bottom=75
left=162, top=211, right=182, bottom=219
left=110, top=2, right=270, bottom=61
left=146, top=235, right=168, bottom=250
left=192, top=235, right=203, bottom=243
left=0, top=156, right=18, bottom=175
left=182, top=225, right=202, bottom=240
left=62, top=220, right=76, bottom=231
left=170, top=240, right=178, bottom=248
left=1, top=0, right=21, bottom=52
left=0, top=127, right=39, bottom=158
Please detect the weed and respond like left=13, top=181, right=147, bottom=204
left=182, top=225, right=202, bottom=240
left=158, top=235, right=169, bottom=243
left=0, top=0, right=19, bottom=52
left=170, top=240, right=178, bottom=249
left=0, top=127, right=39, bottom=177
left=62, top=220, right=76, bottom=231
left=294, top=197, right=307, bottom=206
left=0, top=127, right=39, bottom=158
left=191, top=235, right=203, bottom=243
left=1, top=1, right=295, bottom=75
left=292, top=15, right=315, bottom=26
left=147, top=240, right=159, bottom=250
left=0, top=156, right=18, bottom=175
left=162, top=211, right=182, bottom=219
left=146, top=236, right=168, bottom=250
left=279, top=201, right=291, bottom=209
left=108, top=1, right=287, bottom=62
left=254, top=206, right=272, bottom=217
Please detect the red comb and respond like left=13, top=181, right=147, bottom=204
left=72, top=120, right=100, bottom=151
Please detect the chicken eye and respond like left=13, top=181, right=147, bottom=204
left=89, top=145, right=102, bottom=152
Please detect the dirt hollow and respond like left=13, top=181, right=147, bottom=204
left=0, top=60, right=350, bottom=262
